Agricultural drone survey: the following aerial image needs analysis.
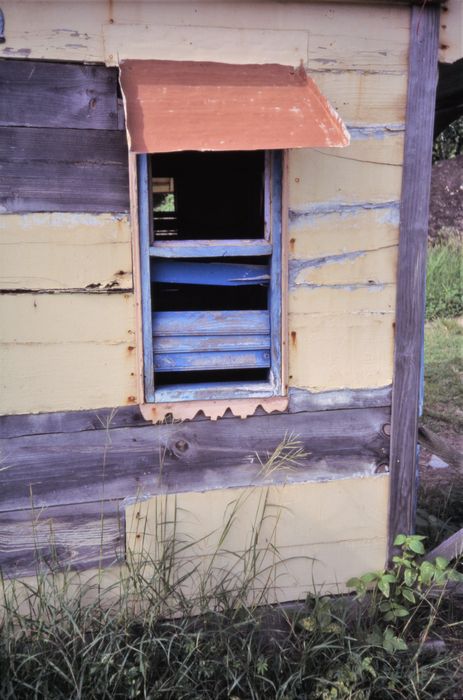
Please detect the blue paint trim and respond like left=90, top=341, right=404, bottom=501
left=151, top=260, right=270, bottom=286
left=150, top=239, right=272, bottom=258
left=269, top=150, right=283, bottom=394
left=152, top=310, right=270, bottom=337
left=137, top=154, right=155, bottom=402
left=154, top=349, right=271, bottom=372
left=154, top=334, right=270, bottom=354
left=141, top=150, right=284, bottom=404
left=289, top=200, right=401, bottom=221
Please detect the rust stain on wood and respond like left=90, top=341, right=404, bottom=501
left=119, top=60, right=349, bottom=153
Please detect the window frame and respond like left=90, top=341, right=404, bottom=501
left=137, top=149, right=284, bottom=405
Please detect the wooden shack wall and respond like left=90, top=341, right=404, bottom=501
left=0, top=1, right=412, bottom=593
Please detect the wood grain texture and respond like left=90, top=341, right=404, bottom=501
left=288, top=386, right=392, bottom=413
left=0, top=60, right=121, bottom=130
left=0, top=406, right=390, bottom=513
left=0, top=293, right=138, bottom=414
left=153, top=310, right=270, bottom=337
left=0, top=126, right=129, bottom=213
left=0, top=501, right=124, bottom=578
left=0, top=405, right=150, bottom=440
left=151, top=240, right=272, bottom=258
left=388, top=5, right=440, bottom=552
left=424, top=528, right=463, bottom=564
left=309, top=71, right=407, bottom=125
left=0, top=213, right=132, bottom=291
left=154, top=348, right=271, bottom=372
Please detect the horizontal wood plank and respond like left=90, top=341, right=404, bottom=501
left=150, top=239, right=272, bottom=258
left=0, top=60, right=121, bottom=130
left=288, top=132, right=404, bottom=210
left=151, top=260, right=270, bottom=286
left=0, top=501, right=124, bottom=578
left=152, top=310, right=270, bottom=337
left=0, top=293, right=137, bottom=415
left=0, top=126, right=129, bottom=213
left=0, top=406, right=391, bottom=513
left=289, top=312, right=394, bottom=391
left=154, top=334, right=270, bottom=354
left=154, top=348, right=271, bottom=372
left=0, top=406, right=150, bottom=440
left=0, top=213, right=132, bottom=291
left=288, top=386, right=392, bottom=412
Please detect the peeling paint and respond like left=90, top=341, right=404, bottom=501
left=1, top=47, right=31, bottom=56
left=347, top=124, right=405, bottom=140
left=289, top=200, right=400, bottom=222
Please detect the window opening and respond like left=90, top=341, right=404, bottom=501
left=138, top=149, right=283, bottom=403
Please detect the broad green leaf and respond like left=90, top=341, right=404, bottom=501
left=393, top=606, right=410, bottom=617
left=360, top=572, right=379, bottom=584
left=435, top=556, right=449, bottom=570
left=394, top=534, right=407, bottom=546
left=378, top=579, right=390, bottom=598
left=404, top=569, right=417, bottom=587
left=401, top=588, right=415, bottom=604
left=409, top=539, right=425, bottom=555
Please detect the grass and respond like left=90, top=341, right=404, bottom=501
left=1, top=539, right=463, bottom=699
left=417, top=232, right=462, bottom=551
left=426, top=242, right=462, bottom=321
left=422, top=317, right=463, bottom=433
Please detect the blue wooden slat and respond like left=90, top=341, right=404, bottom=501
left=137, top=154, right=155, bottom=402
left=153, top=334, right=270, bottom=354
left=152, top=310, right=270, bottom=337
left=151, top=260, right=270, bottom=286
left=150, top=239, right=272, bottom=258
left=269, top=150, right=283, bottom=394
left=154, top=381, right=274, bottom=403
left=154, top=349, right=271, bottom=372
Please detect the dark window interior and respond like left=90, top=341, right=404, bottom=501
left=151, top=151, right=265, bottom=240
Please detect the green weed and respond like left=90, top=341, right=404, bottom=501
left=426, top=243, right=462, bottom=321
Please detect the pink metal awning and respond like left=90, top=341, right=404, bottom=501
left=119, top=60, right=349, bottom=153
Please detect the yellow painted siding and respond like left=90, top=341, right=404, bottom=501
left=288, top=312, right=394, bottom=391
left=288, top=134, right=404, bottom=210
left=0, top=293, right=138, bottom=414
left=0, top=1, right=409, bottom=74
left=126, top=475, right=389, bottom=601
left=0, top=214, right=132, bottom=291
left=289, top=207, right=399, bottom=259
left=310, top=72, right=407, bottom=126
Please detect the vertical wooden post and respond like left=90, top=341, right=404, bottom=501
left=388, top=4, right=440, bottom=555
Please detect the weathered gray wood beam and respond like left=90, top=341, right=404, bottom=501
left=388, top=4, right=440, bottom=554
left=424, top=528, right=463, bottom=564
left=0, top=126, right=129, bottom=213
left=0, top=406, right=390, bottom=514
left=0, top=501, right=125, bottom=578
left=0, top=60, right=123, bottom=130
